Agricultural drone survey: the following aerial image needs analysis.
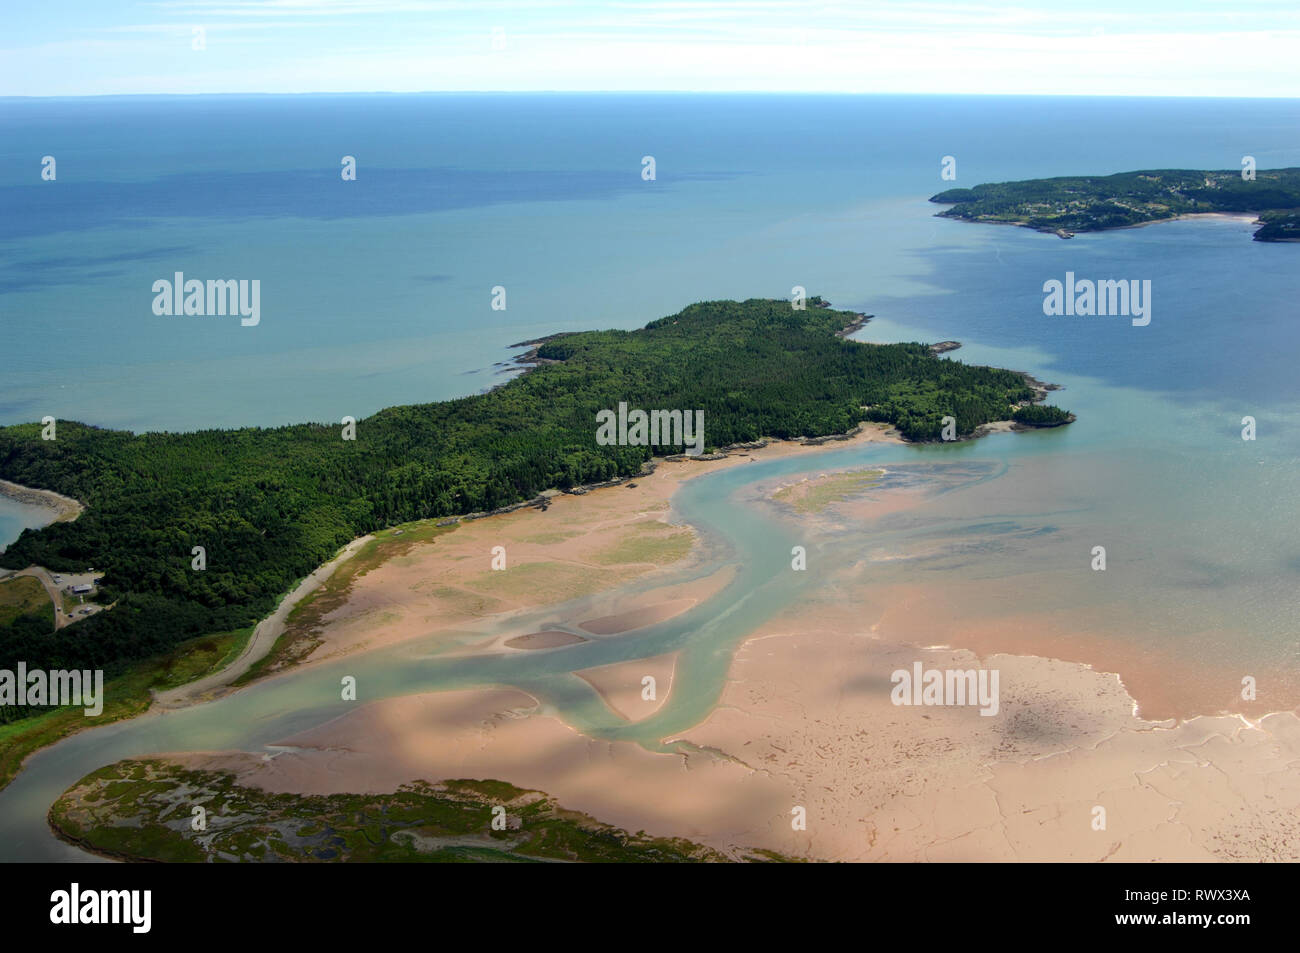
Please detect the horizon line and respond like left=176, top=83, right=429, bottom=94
left=4, top=90, right=1300, bottom=102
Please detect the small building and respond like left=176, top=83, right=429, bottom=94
left=71, top=584, right=93, bottom=595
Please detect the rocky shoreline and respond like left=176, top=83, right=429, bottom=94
left=834, top=312, right=873, bottom=337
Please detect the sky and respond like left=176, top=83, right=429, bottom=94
left=2, top=0, right=1299, bottom=98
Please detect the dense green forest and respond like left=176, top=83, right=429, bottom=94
left=931, top=168, right=1300, bottom=241
left=0, top=297, right=1067, bottom=709
left=1012, top=404, right=1074, bottom=426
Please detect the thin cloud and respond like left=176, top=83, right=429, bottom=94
left=5, top=0, right=1300, bottom=96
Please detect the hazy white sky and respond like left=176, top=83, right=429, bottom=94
left=3, top=0, right=1299, bottom=97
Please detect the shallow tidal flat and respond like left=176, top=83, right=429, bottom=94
left=268, top=472, right=703, bottom=668
left=123, top=647, right=1300, bottom=861
left=84, top=429, right=1300, bottom=862
left=675, top=620, right=1300, bottom=861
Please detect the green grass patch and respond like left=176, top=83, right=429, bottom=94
left=773, top=468, right=884, bottom=514
left=0, top=627, right=252, bottom=792
left=0, top=576, right=53, bottom=629
left=591, top=523, right=693, bottom=566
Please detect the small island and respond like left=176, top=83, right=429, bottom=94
left=931, top=168, right=1300, bottom=241
left=1011, top=405, right=1074, bottom=428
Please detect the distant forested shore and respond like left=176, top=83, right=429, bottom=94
left=0, top=297, right=1069, bottom=709
left=931, top=168, right=1300, bottom=241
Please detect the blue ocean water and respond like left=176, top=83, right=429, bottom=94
left=1, top=94, right=1297, bottom=433
left=0, top=496, right=54, bottom=553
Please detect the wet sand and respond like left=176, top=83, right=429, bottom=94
left=155, top=420, right=1300, bottom=861
left=575, top=652, right=678, bottom=722
left=676, top=614, right=1300, bottom=861
left=213, top=614, right=1300, bottom=861
left=267, top=423, right=899, bottom=668
left=580, top=599, right=698, bottom=635
left=869, top=580, right=1300, bottom=722
left=227, top=688, right=789, bottom=857
left=504, top=630, right=587, bottom=650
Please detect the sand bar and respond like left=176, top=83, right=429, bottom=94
left=504, top=630, right=587, bottom=650
left=579, top=599, right=698, bottom=635
left=575, top=652, right=678, bottom=722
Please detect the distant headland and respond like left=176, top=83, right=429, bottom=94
left=931, top=168, right=1300, bottom=242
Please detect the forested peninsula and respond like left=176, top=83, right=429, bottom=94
left=931, top=168, right=1300, bottom=241
left=0, top=297, right=1069, bottom=710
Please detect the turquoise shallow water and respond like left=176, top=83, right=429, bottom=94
left=3, top=94, right=1299, bottom=430
left=0, top=497, right=55, bottom=554
left=1, top=94, right=1299, bottom=859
